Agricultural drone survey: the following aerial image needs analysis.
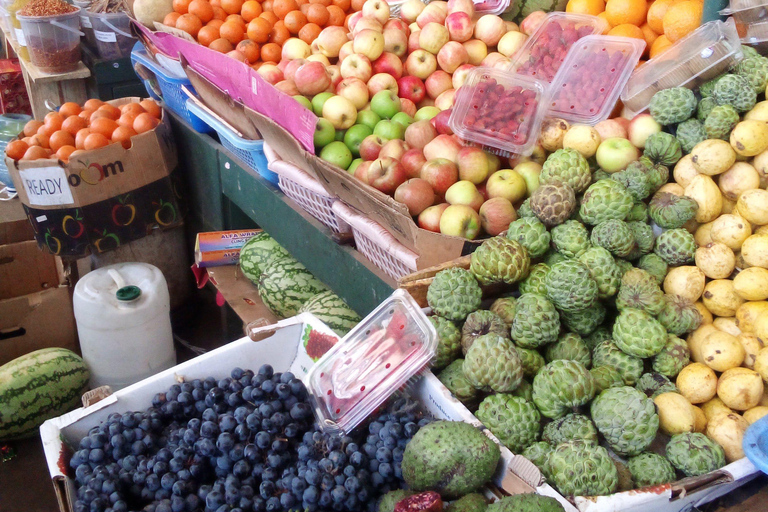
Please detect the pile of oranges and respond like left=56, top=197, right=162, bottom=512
left=163, top=0, right=361, bottom=65
left=565, top=0, right=703, bottom=62
left=5, top=99, right=163, bottom=162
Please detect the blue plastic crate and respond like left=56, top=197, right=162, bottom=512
left=744, top=413, right=768, bottom=475
left=130, top=42, right=212, bottom=134
left=186, top=99, right=277, bottom=185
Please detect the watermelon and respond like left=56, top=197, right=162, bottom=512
left=299, top=290, right=362, bottom=336
left=1, top=348, right=89, bottom=441
left=258, top=258, right=329, bottom=319
left=502, top=0, right=568, bottom=23
left=239, top=232, right=292, bottom=284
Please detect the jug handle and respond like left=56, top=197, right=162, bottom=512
left=49, top=19, right=85, bottom=37
left=101, top=18, right=132, bottom=38
left=107, top=268, right=126, bottom=289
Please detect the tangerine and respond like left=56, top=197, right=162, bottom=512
left=134, top=113, right=160, bottom=134
left=605, top=0, right=647, bottom=27
left=118, top=113, right=138, bottom=129
left=260, top=42, right=281, bottom=62
left=209, top=37, right=235, bottom=52
left=212, top=6, right=227, bottom=19
left=29, top=133, right=49, bottom=149
left=647, top=0, right=675, bottom=34
left=220, top=20, right=246, bottom=43
left=260, top=11, right=278, bottom=24
left=163, top=11, right=181, bottom=26
left=56, top=145, right=76, bottom=162
left=269, top=21, right=290, bottom=44
left=44, top=112, right=64, bottom=131
left=565, top=0, right=606, bottom=16
left=306, top=3, right=329, bottom=25
left=75, top=128, right=91, bottom=149
left=23, top=146, right=50, bottom=160
left=326, top=4, right=344, bottom=24
left=112, top=126, right=137, bottom=149
left=607, top=23, right=645, bottom=39
left=62, top=115, right=88, bottom=136
left=140, top=100, right=162, bottom=119
left=91, top=118, right=120, bottom=139
left=23, top=120, right=43, bottom=137
left=298, top=22, right=321, bottom=43
left=273, top=0, right=298, bottom=18
left=284, top=10, right=307, bottom=33
left=220, top=0, right=243, bottom=14
left=198, top=24, right=221, bottom=45
left=79, top=109, right=95, bottom=121
left=332, top=0, right=350, bottom=11
left=189, top=0, right=214, bottom=22
left=84, top=99, right=104, bottom=110
left=207, top=18, right=225, bottom=29
left=176, top=13, right=204, bottom=37
left=350, top=0, right=363, bottom=9
left=241, top=0, right=262, bottom=21
left=597, top=12, right=612, bottom=30
left=173, top=0, right=193, bottom=13
left=263, top=0, right=273, bottom=11
left=226, top=13, right=246, bottom=25
left=5, top=140, right=28, bottom=160
left=236, top=39, right=261, bottom=62
left=247, top=17, right=272, bottom=42
left=663, top=0, right=702, bottom=42
left=49, top=130, right=75, bottom=152
left=90, top=109, right=115, bottom=122
left=37, top=124, right=56, bottom=138
left=309, top=0, right=331, bottom=6
left=650, top=33, right=673, bottom=57
left=58, top=102, right=82, bottom=118
left=640, top=22, right=658, bottom=55
left=84, top=133, right=111, bottom=150
left=97, top=104, right=122, bottom=120
left=121, top=102, right=146, bottom=115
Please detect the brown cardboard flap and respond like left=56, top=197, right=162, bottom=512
left=206, top=265, right=278, bottom=329
left=0, top=240, right=62, bottom=299
left=0, top=197, right=34, bottom=245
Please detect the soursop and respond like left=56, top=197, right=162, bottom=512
left=464, top=334, right=523, bottom=393
left=546, top=333, right=592, bottom=368
left=532, top=360, right=596, bottom=419
left=551, top=220, right=591, bottom=258
left=616, top=268, right=665, bottom=316
left=427, top=268, right=482, bottom=322
left=489, top=297, right=516, bottom=325
left=676, top=119, right=707, bottom=153
left=649, top=87, right=697, bottom=125
left=461, top=310, right=509, bottom=355
left=704, top=104, right=740, bottom=140
left=613, top=307, right=667, bottom=358
left=590, top=386, right=659, bottom=456
left=546, top=440, right=619, bottom=496
left=657, top=293, right=703, bottom=335
left=560, top=302, right=607, bottom=336
left=506, top=217, right=550, bottom=258
left=510, top=293, right=560, bottom=348
left=470, top=237, right=530, bottom=286
left=540, top=148, right=592, bottom=193
left=519, top=263, right=550, bottom=296
left=579, top=179, right=634, bottom=225
left=476, top=394, right=541, bottom=453
left=666, top=432, right=726, bottom=477
left=713, top=74, right=757, bottom=112
left=577, top=246, right=622, bottom=299
left=637, top=254, right=669, bottom=284
left=438, top=360, right=479, bottom=407
left=649, top=191, right=699, bottom=229
left=431, top=316, right=462, bottom=370
left=592, top=340, right=644, bottom=385
left=654, top=228, right=696, bottom=266
left=635, top=372, right=678, bottom=398
left=628, top=453, right=676, bottom=487
left=591, top=365, right=625, bottom=393
left=542, top=413, right=598, bottom=446
left=591, top=220, right=637, bottom=258
left=644, top=132, right=682, bottom=166
left=530, top=183, right=577, bottom=227
left=652, top=335, right=691, bottom=378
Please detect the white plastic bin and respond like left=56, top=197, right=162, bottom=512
left=17, top=8, right=82, bottom=73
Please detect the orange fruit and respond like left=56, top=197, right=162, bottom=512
left=605, top=0, right=647, bottom=27
left=173, top=0, right=193, bottom=13
left=260, top=11, right=278, bottom=24
left=261, top=42, right=281, bottom=62
left=212, top=6, right=227, bottom=20
left=207, top=18, right=225, bottom=29
left=176, top=13, right=204, bottom=37
left=6, top=140, right=29, bottom=160
left=310, top=0, right=331, bottom=6
left=122, top=103, right=145, bottom=115
left=220, top=0, right=243, bottom=14
left=326, top=4, right=345, bottom=25
left=663, top=0, right=702, bottom=42
left=209, top=37, right=235, bottom=52
left=647, top=0, right=675, bottom=34
left=306, top=3, right=329, bottom=25
left=49, top=130, right=75, bottom=152
left=140, top=100, right=162, bottom=119
left=37, top=124, right=56, bottom=138
left=640, top=22, right=658, bottom=55
left=241, top=0, right=262, bottom=21
left=566, top=0, right=606, bottom=16
left=44, top=112, right=64, bottom=131
left=269, top=21, right=290, bottom=44
left=350, top=0, right=363, bottom=8
left=220, top=20, right=245, bottom=43
left=163, top=11, right=182, bottom=26
left=56, top=145, right=76, bottom=162
left=58, top=102, right=82, bottom=118
left=273, top=0, right=299, bottom=18
left=189, top=0, right=214, bottom=22
left=284, top=10, right=307, bottom=33
left=23, top=120, right=43, bottom=137
left=79, top=109, right=95, bottom=121
left=226, top=13, right=246, bottom=25
left=236, top=39, right=261, bottom=62
left=97, top=104, right=122, bottom=120
left=90, top=109, right=115, bottom=122
left=23, top=145, right=50, bottom=160
left=263, top=0, right=273, bottom=11
left=650, top=33, right=673, bottom=57
left=29, top=133, right=49, bottom=149
left=332, top=0, right=350, bottom=11
left=84, top=133, right=111, bottom=150
left=134, top=113, right=160, bottom=134
left=608, top=23, right=645, bottom=39
left=596, top=12, right=613, bottom=30
left=247, top=17, right=272, bottom=42
left=75, top=128, right=91, bottom=149
left=118, top=113, right=138, bottom=129
left=62, top=114, right=88, bottom=136
left=112, top=126, right=137, bottom=149
left=90, top=118, right=120, bottom=139
left=298, top=22, right=321, bottom=43
left=198, top=24, right=221, bottom=45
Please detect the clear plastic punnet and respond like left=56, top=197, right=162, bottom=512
left=548, top=35, right=645, bottom=125
left=305, top=289, right=437, bottom=435
left=473, top=0, right=511, bottom=15
left=621, top=18, right=744, bottom=116
left=507, top=12, right=609, bottom=83
left=449, top=66, right=548, bottom=156
left=742, top=19, right=768, bottom=53
left=721, top=0, right=768, bottom=37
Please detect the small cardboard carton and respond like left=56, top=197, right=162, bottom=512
left=6, top=98, right=181, bottom=258
left=0, top=239, right=64, bottom=299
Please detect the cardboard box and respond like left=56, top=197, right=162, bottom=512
left=0, top=196, right=34, bottom=245
left=204, top=264, right=279, bottom=327
left=6, top=98, right=181, bottom=258
left=0, top=285, right=77, bottom=366
left=0, top=239, right=64, bottom=299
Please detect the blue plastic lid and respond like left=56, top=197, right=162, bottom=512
left=743, top=413, right=768, bottom=474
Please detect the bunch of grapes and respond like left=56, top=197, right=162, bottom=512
left=68, top=365, right=431, bottom=512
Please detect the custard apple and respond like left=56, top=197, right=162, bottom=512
left=657, top=293, right=703, bottom=335
left=517, top=347, right=546, bottom=378
left=577, top=246, right=622, bottom=299
left=649, top=87, right=697, bottom=125
left=637, top=253, right=668, bottom=284
left=546, top=440, right=619, bottom=496
left=490, top=297, right=517, bottom=325
left=378, top=490, right=414, bottom=512
left=616, top=268, right=665, bottom=316
left=532, top=360, right=596, bottom=419
left=519, top=263, right=550, bottom=296
left=522, top=442, right=553, bottom=476
left=592, top=340, right=644, bottom=385
left=615, top=258, right=634, bottom=276
left=486, top=494, right=564, bottom=512
left=583, top=326, right=612, bottom=350
left=427, top=268, right=482, bottom=322
left=470, top=237, right=530, bottom=286
left=713, top=74, right=757, bottom=112
left=649, top=191, right=698, bottom=229
left=431, top=316, right=462, bottom=370
left=546, top=333, right=591, bottom=368
left=699, top=76, right=721, bottom=98
left=542, top=413, right=598, bottom=446
left=652, top=335, right=691, bottom=378
left=697, top=96, right=717, bottom=120
left=628, top=453, right=676, bottom=487
left=592, top=169, right=612, bottom=182
left=643, top=159, right=670, bottom=193
left=736, top=56, right=768, bottom=94
left=476, top=394, right=541, bottom=453
left=591, top=219, right=637, bottom=258
left=644, top=132, right=682, bottom=166
left=517, top=198, right=534, bottom=218
left=654, top=228, right=696, bottom=266
left=540, top=148, right=592, bottom=193
left=544, top=250, right=569, bottom=266
left=506, top=217, right=550, bottom=258
left=512, top=379, right=534, bottom=402
left=590, top=365, right=625, bottom=393
left=438, top=359, right=480, bottom=407
left=676, top=119, right=707, bottom=154
left=741, top=44, right=761, bottom=59
left=590, top=386, right=659, bottom=456
left=704, top=104, right=740, bottom=140
left=511, top=293, right=561, bottom=348
left=445, top=493, right=488, bottom=512
left=545, top=260, right=599, bottom=312
left=627, top=221, right=656, bottom=256
left=625, top=202, right=649, bottom=223
left=530, top=183, right=577, bottom=227
left=461, top=310, right=509, bottom=355
left=610, top=165, right=652, bottom=202
left=613, top=307, right=667, bottom=358
left=551, top=220, right=591, bottom=258
left=464, top=334, right=523, bottom=393
left=635, top=372, right=678, bottom=398
left=666, top=432, right=726, bottom=477
left=579, top=179, right=634, bottom=225
left=560, top=302, right=607, bottom=337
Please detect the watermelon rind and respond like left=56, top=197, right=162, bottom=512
left=0, top=348, right=89, bottom=441
left=239, top=232, right=292, bottom=285
left=299, top=290, right=361, bottom=336
left=258, top=258, right=329, bottom=319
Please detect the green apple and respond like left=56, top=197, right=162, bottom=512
left=344, top=124, right=373, bottom=157
left=335, top=129, right=346, bottom=142
left=391, top=112, right=414, bottom=128
left=356, top=110, right=381, bottom=131
left=414, top=106, right=440, bottom=121
left=314, top=118, right=335, bottom=149
left=293, top=95, right=313, bottom=111
left=514, top=162, right=542, bottom=196
left=374, top=120, right=405, bottom=141
left=320, top=141, right=353, bottom=170
left=312, top=92, right=334, bottom=116
left=347, top=158, right=362, bottom=175
left=370, top=90, right=401, bottom=119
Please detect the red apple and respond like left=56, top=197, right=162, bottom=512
left=327, top=64, right=342, bottom=90
left=439, top=204, right=481, bottom=238
left=354, top=160, right=372, bottom=183
left=277, top=59, right=290, bottom=73
left=256, top=64, right=284, bottom=85
left=384, top=18, right=410, bottom=34
left=337, top=77, right=370, bottom=110
left=614, top=117, right=631, bottom=132
left=437, top=41, right=469, bottom=73
left=368, top=73, right=399, bottom=96
left=379, top=139, right=410, bottom=160
left=294, top=61, right=331, bottom=96
left=340, top=53, right=373, bottom=82
left=367, top=157, right=408, bottom=194
left=405, top=120, right=437, bottom=149
left=346, top=11, right=363, bottom=33
left=479, top=197, right=517, bottom=236
left=452, top=63, right=474, bottom=89
left=408, top=30, right=421, bottom=54
left=316, top=26, right=349, bottom=58
left=394, top=178, right=435, bottom=215
left=359, top=134, right=388, bottom=161
left=400, top=98, right=417, bottom=117
left=373, top=52, right=404, bottom=78
left=401, top=148, right=427, bottom=178
left=425, top=70, right=453, bottom=100
left=420, top=158, right=459, bottom=195
left=283, top=58, right=307, bottom=82
left=352, top=17, right=383, bottom=36
left=463, top=39, right=488, bottom=66
left=383, top=28, right=408, bottom=57
left=445, top=12, right=473, bottom=43
left=423, top=134, right=461, bottom=163
left=275, top=79, right=299, bottom=96
left=595, top=118, right=628, bottom=140
left=405, top=50, right=437, bottom=80
left=474, top=14, right=505, bottom=47
left=398, top=75, right=426, bottom=104
left=418, top=203, right=449, bottom=232
left=434, top=88, right=456, bottom=110
left=520, top=10, right=547, bottom=36
left=431, top=108, right=453, bottom=135
left=416, top=3, right=447, bottom=28
left=447, top=0, right=475, bottom=16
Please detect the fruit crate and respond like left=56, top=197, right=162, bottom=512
left=547, top=35, right=645, bottom=125
left=263, top=143, right=352, bottom=235
left=331, top=201, right=418, bottom=280
left=621, top=19, right=743, bottom=116
left=130, top=42, right=212, bottom=134
left=185, top=99, right=278, bottom=186
left=507, top=12, right=609, bottom=83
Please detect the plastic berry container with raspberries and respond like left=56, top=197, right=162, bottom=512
left=547, top=35, right=645, bottom=125
left=507, top=12, right=609, bottom=83
left=448, top=67, right=549, bottom=157
left=473, top=0, right=510, bottom=15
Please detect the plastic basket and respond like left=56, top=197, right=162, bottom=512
left=331, top=202, right=418, bottom=280
left=186, top=99, right=277, bottom=185
left=130, top=42, right=212, bottom=134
